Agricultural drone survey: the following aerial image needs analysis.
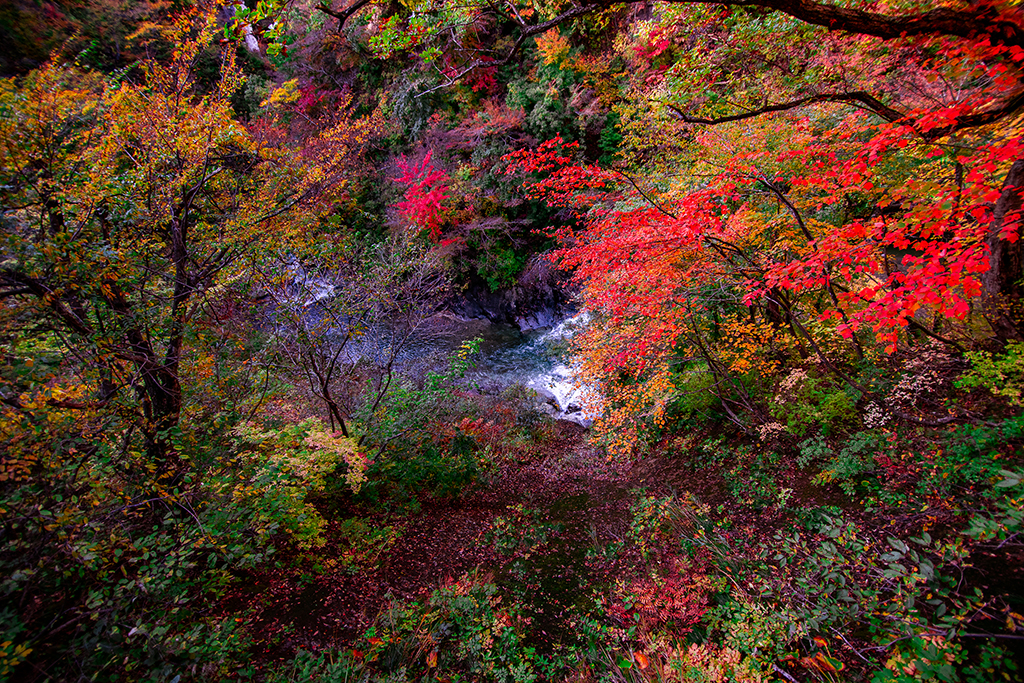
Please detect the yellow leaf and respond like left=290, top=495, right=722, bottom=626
left=261, top=79, right=300, bottom=107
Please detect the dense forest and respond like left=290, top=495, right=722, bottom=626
left=2, top=0, right=1024, bottom=680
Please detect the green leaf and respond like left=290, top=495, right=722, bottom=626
left=996, top=470, right=1021, bottom=487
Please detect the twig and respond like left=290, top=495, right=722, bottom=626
left=773, top=663, right=800, bottom=683
left=830, top=628, right=872, bottom=663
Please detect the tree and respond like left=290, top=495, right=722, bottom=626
left=259, top=233, right=451, bottom=442
left=493, top=0, right=1023, bottom=445
left=394, top=149, right=451, bottom=241
left=304, top=0, right=1023, bottom=340
left=0, top=7, right=386, bottom=678
left=313, top=0, right=1023, bottom=87
left=0, top=5, right=372, bottom=476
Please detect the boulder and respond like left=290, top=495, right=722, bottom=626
left=530, top=385, right=559, bottom=405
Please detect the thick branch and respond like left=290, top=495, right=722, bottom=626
left=661, top=0, right=1024, bottom=47
left=1, top=269, right=94, bottom=337
left=664, top=91, right=905, bottom=125
left=317, top=0, right=375, bottom=32
left=665, top=87, right=1024, bottom=137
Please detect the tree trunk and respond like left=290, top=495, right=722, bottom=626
left=982, top=160, right=1024, bottom=341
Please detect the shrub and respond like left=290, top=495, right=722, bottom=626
left=481, top=504, right=561, bottom=557
left=956, top=341, right=1024, bottom=407
left=724, top=448, right=789, bottom=510
left=360, top=573, right=540, bottom=683
left=771, top=369, right=860, bottom=437
left=668, top=368, right=720, bottom=424
left=966, top=467, right=1024, bottom=545
left=231, top=418, right=352, bottom=548
left=800, top=431, right=883, bottom=496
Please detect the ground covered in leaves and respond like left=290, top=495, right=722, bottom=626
left=222, top=420, right=634, bottom=665
left=217, top=409, right=1024, bottom=683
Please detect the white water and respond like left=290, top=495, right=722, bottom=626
left=519, top=313, right=599, bottom=426
left=342, top=310, right=600, bottom=426
left=271, top=264, right=599, bottom=426
left=444, top=311, right=599, bottom=427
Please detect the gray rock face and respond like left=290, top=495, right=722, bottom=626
left=537, top=403, right=559, bottom=417
left=531, top=386, right=559, bottom=404
left=516, top=309, right=559, bottom=331
left=560, top=414, right=593, bottom=428
left=526, top=386, right=592, bottom=428
left=448, top=256, right=576, bottom=331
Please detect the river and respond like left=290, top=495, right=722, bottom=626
left=273, top=261, right=597, bottom=426
left=379, top=311, right=598, bottom=427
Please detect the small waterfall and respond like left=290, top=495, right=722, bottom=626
left=521, top=312, right=598, bottom=427
left=269, top=264, right=599, bottom=426
left=461, top=311, right=598, bottom=427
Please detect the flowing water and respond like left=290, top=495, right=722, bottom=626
left=387, top=312, right=599, bottom=426
left=274, top=263, right=598, bottom=423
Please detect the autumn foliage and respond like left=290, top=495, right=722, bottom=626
left=395, top=149, right=451, bottom=240
left=4, top=0, right=1024, bottom=680
left=501, top=6, right=1024, bottom=450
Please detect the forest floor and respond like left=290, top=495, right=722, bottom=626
left=217, top=412, right=1024, bottom=677
left=222, top=419, right=637, bottom=665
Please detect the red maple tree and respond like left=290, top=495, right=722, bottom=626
left=395, top=149, right=451, bottom=241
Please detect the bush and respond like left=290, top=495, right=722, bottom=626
left=724, top=448, right=790, bottom=510
left=668, top=368, right=721, bottom=424
left=956, top=341, right=1024, bottom=407
left=355, top=573, right=540, bottom=683
left=771, top=369, right=860, bottom=437
left=481, top=504, right=561, bottom=556
left=800, top=431, right=883, bottom=496
left=477, top=244, right=527, bottom=292
left=356, top=436, right=480, bottom=507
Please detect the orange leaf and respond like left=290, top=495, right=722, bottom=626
left=635, top=652, right=650, bottom=670
left=814, top=652, right=844, bottom=673
left=427, top=650, right=438, bottom=668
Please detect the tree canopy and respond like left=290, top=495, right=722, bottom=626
left=2, top=0, right=1024, bottom=681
